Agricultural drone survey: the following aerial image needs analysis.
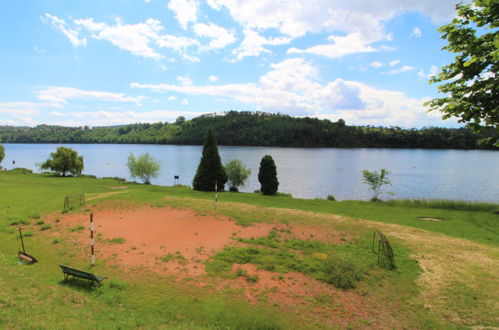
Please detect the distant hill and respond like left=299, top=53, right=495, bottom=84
left=0, top=111, right=496, bottom=149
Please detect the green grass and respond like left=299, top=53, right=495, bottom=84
left=0, top=170, right=497, bottom=329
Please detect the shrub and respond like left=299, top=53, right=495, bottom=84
left=258, top=155, right=279, bottom=195
left=40, top=147, right=84, bottom=177
left=0, top=144, right=4, bottom=164
left=323, top=258, right=362, bottom=289
left=225, top=159, right=251, bottom=192
left=127, top=152, right=161, bottom=184
left=193, top=128, right=227, bottom=191
left=362, top=168, right=391, bottom=201
left=327, top=195, right=336, bottom=201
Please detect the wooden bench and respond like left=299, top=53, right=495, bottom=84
left=59, top=265, right=107, bottom=286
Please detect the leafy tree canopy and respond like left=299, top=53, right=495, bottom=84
left=362, top=169, right=391, bottom=201
left=127, top=152, right=161, bottom=184
left=40, top=146, right=84, bottom=176
left=258, top=155, right=279, bottom=195
left=426, top=0, right=498, bottom=145
left=225, top=159, right=251, bottom=191
left=193, top=128, right=227, bottom=191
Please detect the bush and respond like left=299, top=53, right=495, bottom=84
left=40, top=147, right=84, bottom=177
left=327, top=195, right=336, bottom=201
left=323, top=258, right=362, bottom=289
left=362, top=168, right=391, bottom=201
left=258, top=155, right=279, bottom=195
left=225, top=159, right=251, bottom=192
left=193, top=128, right=227, bottom=191
left=0, top=144, right=4, bottom=164
left=127, top=152, right=161, bottom=184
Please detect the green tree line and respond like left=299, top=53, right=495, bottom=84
left=0, top=111, right=496, bottom=149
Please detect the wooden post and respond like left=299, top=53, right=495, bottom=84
left=90, top=213, right=95, bottom=267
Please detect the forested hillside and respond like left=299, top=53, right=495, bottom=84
left=0, top=111, right=496, bottom=149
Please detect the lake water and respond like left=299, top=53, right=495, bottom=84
left=2, top=143, right=498, bottom=203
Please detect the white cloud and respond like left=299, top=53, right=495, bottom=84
left=177, top=76, right=192, bottom=86
left=75, top=17, right=164, bottom=59
left=389, top=59, right=400, bottom=66
left=370, top=61, right=383, bottom=68
left=418, top=65, right=439, bottom=78
left=410, top=27, right=422, bottom=38
left=193, top=22, right=236, bottom=50
left=44, top=110, right=205, bottom=126
left=385, top=65, right=414, bottom=75
left=288, top=32, right=378, bottom=59
left=0, top=102, right=42, bottom=115
left=37, top=86, right=143, bottom=107
left=181, top=98, right=189, bottom=105
left=167, top=96, right=177, bottom=101
left=155, top=34, right=199, bottom=51
left=233, top=29, right=291, bottom=60
left=206, top=0, right=458, bottom=59
left=42, top=14, right=87, bottom=47
left=131, top=57, right=451, bottom=127
left=161, top=64, right=168, bottom=71
left=168, top=0, right=199, bottom=30
left=209, top=75, right=219, bottom=82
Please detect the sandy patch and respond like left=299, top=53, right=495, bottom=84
left=57, top=206, right=273, bottom=277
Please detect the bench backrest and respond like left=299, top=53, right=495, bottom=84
left=59, top=265, right=99, bottom=281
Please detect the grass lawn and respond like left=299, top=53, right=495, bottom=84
left=1, top=170, right=497, bottom=329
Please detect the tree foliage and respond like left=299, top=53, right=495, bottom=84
left=258, top=155, right=279, bottom=195
left=40, top=147, right=84, bottom=177
left=426, top=0, right=498, bottom=145
left=0, top=144, right=4, bottom=164
left=193, top=128, right=227, bottom=191
left=362, top=169, right=391, bottom=201
left=0, top=112, right=496, bottom=149
left=225, top=159, right=251, bottom=192
left=127, top=152, right=161, bottom=184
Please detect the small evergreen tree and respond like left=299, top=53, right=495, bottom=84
left=193, top=128, right=227, bottom=191
left=127, top=152, right=161, bottom=184
left=225, top=159, right=251, bottom=192
left=40, top=146, right=84, bottom=176
left=258, top=155, right=279, bottom=195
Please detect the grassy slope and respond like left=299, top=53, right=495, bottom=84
left=0, top=171, right=497, bottom=328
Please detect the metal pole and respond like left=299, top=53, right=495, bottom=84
left=90, top=213, right=95, bottom=266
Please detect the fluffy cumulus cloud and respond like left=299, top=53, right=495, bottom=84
left=208, top=0, right=458, bottom=58
left=168, top=0, right=199, bottom=30
left=37, top=87, right=143, bottom=107
left=131, top=58, right=446, bottom=127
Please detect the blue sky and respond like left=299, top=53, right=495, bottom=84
left=0, top=0, right=463, bottom=128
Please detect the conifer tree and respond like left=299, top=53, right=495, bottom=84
left=193, top=128, right=227, bottom=191
left=258, top=155, right=279, bottom=195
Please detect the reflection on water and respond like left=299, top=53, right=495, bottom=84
left=3, top=144, right=498, bottom=202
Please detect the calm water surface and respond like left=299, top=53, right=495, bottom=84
left=3, top=144, right=498, bottom=203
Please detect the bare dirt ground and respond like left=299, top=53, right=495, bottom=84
left=47, top=203, right=399, bottom=328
